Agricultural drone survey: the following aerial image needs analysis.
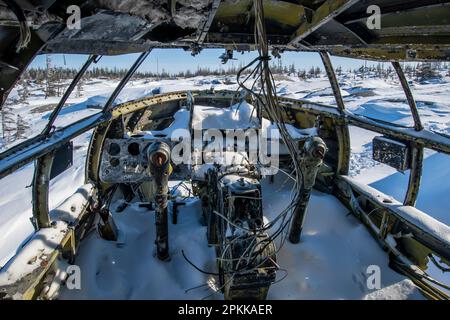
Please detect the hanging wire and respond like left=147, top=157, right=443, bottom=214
left=184, top=0, right=305, bottom=291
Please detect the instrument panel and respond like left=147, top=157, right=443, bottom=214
left=100, top=137, right=169, bottom=183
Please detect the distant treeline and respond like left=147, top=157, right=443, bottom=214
left=346, top=61, right=449, bottom=81
left=24, top=64, right=249, bottom=82
left=22, top=60, right=449, bottom=83
left=13, top=60, right=448, bottom=103
left=22, top=60, right=324, bottom=82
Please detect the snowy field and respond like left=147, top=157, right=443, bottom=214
left=0, top=70, right=449, bottom=299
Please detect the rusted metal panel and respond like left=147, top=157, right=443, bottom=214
left=372, top=136, right=410, bottom=171
left=289, top=0, right=360, bottom=46
left=50, top=141, right=73, bottom=179
left=328, top=45, right=450, bottom=62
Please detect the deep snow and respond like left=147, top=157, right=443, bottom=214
left=58, top=175, right=424, bottom=300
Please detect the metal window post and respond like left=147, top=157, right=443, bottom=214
left=319, top=51, right=350, bottom=175
left=392, top=61, right=424, bottom=206
left=42, top=55, right=101, bottom=136
left=392, top=61, right=423, bottom=131
left=102, top=50, right=152, bottom=113
left=320, top=51, right=345, bottom=112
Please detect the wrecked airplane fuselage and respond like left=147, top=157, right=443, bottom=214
left=0, top=0, right=449, bottom=300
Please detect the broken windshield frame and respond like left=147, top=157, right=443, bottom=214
left=41, top=55, right=102, bottom=136
left=0, top=50, right=152, bottom=176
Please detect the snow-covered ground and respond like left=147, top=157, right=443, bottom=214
left=58, top=176, right=423, bottom=300
left=0, top=71, right=449, bottom=299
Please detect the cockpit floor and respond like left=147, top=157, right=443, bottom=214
left=58, top=175, right=423, bottom=300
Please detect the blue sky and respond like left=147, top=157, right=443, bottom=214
left=30, top=48, right=381, bottom=74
